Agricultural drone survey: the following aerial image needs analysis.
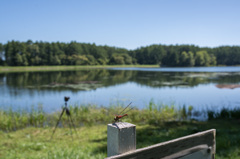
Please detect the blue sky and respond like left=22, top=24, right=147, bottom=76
left=0, top=0, right=239, bottom=50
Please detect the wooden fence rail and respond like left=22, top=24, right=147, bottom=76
left=106, top=123, right=215, bottom=159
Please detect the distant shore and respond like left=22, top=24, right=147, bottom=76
left=0, top=65, right=159, bottom=73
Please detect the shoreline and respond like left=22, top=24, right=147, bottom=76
left=0, top=65, right=159, bottom=73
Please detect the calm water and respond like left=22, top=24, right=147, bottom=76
left=1, top=66, right=240, bottom=112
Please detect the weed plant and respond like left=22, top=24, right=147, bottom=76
left=0, top=102, right=193, bottom=131
left=207, top=107, right=240, bottom=120
left=1, top=103, right=240, bottom=132
left=0, top=105, right=46, bottom=131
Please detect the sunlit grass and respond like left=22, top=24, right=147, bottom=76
left=0, top=102, right=190, bottom=131
left=1, top=103, right=240, bottom=158
left=0, top=125, right=107, bottom=159
left=1, top=120, right=240, bottom=159
left=0, top=65, right=159, bottom=73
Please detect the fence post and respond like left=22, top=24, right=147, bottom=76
left=107, top=122, right=136, bottom=157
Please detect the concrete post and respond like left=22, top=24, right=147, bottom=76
left=107, top=122, right=136, bottom=157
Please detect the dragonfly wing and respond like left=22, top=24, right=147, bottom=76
left=118, top=102, right=132, bottom=115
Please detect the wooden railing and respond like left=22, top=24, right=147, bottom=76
left=106, top=122, right=216, bottom=159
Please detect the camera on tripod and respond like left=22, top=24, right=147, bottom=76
left=51, top=96, right=78, bottom=140
left=64, top=96, right=70, bottom=102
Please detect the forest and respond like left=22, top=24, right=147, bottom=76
left=0, top=40, right=240, bottom=66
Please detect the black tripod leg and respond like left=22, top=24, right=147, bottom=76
left=66, top=107, right=79, bottom=139
left=68, top=114, right=79, bottom=139
left=51, top=108, right=65, bottom=140
left=67, top=115, right=73, bottom=141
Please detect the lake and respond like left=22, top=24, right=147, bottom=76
left=1, top=66, right=240, bottom=113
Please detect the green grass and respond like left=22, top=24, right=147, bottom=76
left=1, top=104, right=240, bottom=158
left=0, top=125, right=107, bottom=159
left=1, top=120, right=240, bottom=159
left=137, top=120, right=240, bottom=159
left=0, top=65, right=159, bottom=73
left=0, top=103, right=186, bottom=131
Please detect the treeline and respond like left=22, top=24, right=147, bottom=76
left=0, top=40, right=131, bottom=66
left=131, top=45, right=240, bottom=66
left=0, top=40, right=240, bottom=66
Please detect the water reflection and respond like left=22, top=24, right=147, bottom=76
left=1, top=69, right=240, bottom=93
left=1, top=67, right=240, bottom=112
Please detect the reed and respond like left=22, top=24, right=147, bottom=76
left=1, top=102, right=240, bottom=132
left=0, top=102, right=191, bottom=131
left=207, top=107, right=240, bottom=120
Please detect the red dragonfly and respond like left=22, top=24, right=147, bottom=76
left=114, top=102, right=133, bottom=122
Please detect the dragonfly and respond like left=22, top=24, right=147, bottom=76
left=113, top=102, right=134, bottom=123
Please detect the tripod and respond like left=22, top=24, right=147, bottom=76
left=51, top=97, right=78, bottom=140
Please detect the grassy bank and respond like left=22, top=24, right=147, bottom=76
left=0, top=120, right=240, bottom=159
left=3, top=103, right=239, bottom=132
left=1, top=105, right=240, bottom=158
left=0, top=103, right=189, bottom=131
left=0, top=65, right=159, bottom=73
